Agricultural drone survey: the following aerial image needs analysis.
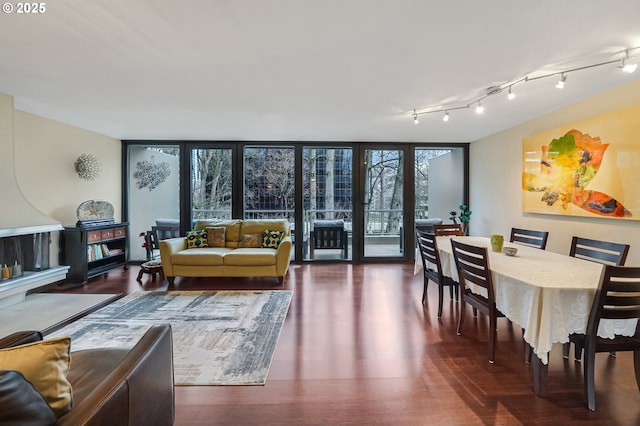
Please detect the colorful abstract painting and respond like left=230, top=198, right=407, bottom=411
left=522, top=104, right=640, bottom=220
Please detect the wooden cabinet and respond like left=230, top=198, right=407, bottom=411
left=60, top=222, right=128, bottom=283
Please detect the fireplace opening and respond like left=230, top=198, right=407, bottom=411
left=0, top=232, right=51, bottom=281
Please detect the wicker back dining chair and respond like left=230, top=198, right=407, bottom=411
left=510, top=228, right=549, bottom=250
left=451, top=239, right=505, bottom=363
left=433, top=223, right=463, bottom=236
left=416, top=230, right=458, bottom=318
left=563, top=236, right=631, bottom=361
left=573, top=265, right=640, bottom=411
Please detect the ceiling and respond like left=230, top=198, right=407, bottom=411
left=1, top=1, right=639, bottom=143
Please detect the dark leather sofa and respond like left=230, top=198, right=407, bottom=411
left=0, top=324, right=174, bottom=425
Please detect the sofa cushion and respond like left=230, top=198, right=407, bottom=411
left=194, top=219, right=242, bottom=243
left=186, top=229, right=208, bottom=249
left=206, top=226, right=226, bottom=247
left=263, top=230, right=285, bottom=248
left=240, top=233, right=262, bottom=248
left=0, top=370, right=57, bottom=425
left=172, top=247, right=230, bottom=266
left=240, top=219, right=289, bottom=235
left=0, top=336, right=73, bottom=418
left=223, top=248, right=277, bottom=266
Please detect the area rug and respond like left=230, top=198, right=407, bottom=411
left=48, top=290, right=292, bottom=385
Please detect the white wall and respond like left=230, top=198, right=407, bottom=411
left=470, top=78, right=640, bottom=264
left=428, top=149, right=465, bottom=221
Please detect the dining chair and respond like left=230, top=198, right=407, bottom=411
left=451, top=239, right=505, bottom=363
left=569, top=236, right=630, bottom=266
left=433, top=223, right=463, bottom=236
left=510, top=227, right=549, bottom=250
left=571, top=265, right=640, bottom=411
left=416, top=230, right=458, bottom=318
left=563, top=236, right=631, bottom=360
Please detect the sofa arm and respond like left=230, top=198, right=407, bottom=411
left=58, top=324, right=174, bottom=426
left=159, top=237, right=186, bottom=277
left=275, top=236, right=292, bottom=278
left=0, top=330, right=43, bottom=348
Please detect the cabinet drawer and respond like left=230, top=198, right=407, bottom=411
left=87, top=231, right=102, bottom=243
left=113, top=227, right=126, bottom=238
left=101, top=229, right=115, bottom=240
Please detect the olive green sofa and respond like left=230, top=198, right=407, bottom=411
left=159, top=219, right=292, bottom=285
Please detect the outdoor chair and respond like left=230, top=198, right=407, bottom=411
left=310, top=219, right=348, bottom=259
left=434, top=223, right=463, bottom=236
left=563, top=236, right=630, bottom=360
left=510, top=227, right=549, bottom=250
left=416, top=229, right=458, bottom=318
left=451, top=239, right=505, bottom=363
left=568, top=265, right=640, bottom=411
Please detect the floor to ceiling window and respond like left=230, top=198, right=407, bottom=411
left=126, top=145, right=180, bottom=261
left=302, top=147, right=353, bottom=261
left=124, top=141, right=468, bottom=263
left=362, top=148, right=404, bottom=258
left=191, top=148, right=232, bottom=220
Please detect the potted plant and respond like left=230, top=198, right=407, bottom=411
left=449, top=204, right=472, bottom=235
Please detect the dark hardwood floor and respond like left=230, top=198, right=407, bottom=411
left=48, top=263, right=640, bottom=425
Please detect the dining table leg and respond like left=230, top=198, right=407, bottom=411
left=531, top=353, right=548, bottom=397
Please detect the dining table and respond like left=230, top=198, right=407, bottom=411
left=415, top=236, right=637, bottom=397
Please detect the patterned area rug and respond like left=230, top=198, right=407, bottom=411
left=49, top=290, right=292, bottom=385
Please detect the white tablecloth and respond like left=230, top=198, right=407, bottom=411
left=416, top=236, right=637, bottom=364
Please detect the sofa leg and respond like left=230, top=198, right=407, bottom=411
left=278, top=276, right=284, bottom=285
left=167, top=276, right=175, bottom=286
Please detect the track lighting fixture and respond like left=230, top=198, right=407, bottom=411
left=621, top=51, right=637, bottom=73
left=407, top=46, right=638, bottom=123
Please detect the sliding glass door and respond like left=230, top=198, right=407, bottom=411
left=361, top=148, right=405, bottom=259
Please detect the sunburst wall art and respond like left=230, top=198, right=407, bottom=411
left=522, top=103, right=640, bottom=220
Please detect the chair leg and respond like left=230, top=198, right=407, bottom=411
left=562, top=343, right=570, bottom=359
left=448, top=283, right=454, bottom=300
left=584, top=343, right=597, bottom=411
left=437, top=284, right=444, bottom=318
left=472, top=307, right=478, bottom=317
left=457, top=297, right=466, bottom=336
left=575, top=343, right=583, bottom=361
left=421, top=278, right=429, bottom=304
left=634, top=350, right=640, bottom=393
left=488, top=311, right=497, bottom=363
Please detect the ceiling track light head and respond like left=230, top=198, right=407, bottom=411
left=443, top=111, right=450, bottom=122
left=475, top=102, right=484, bottom=114
left=555, top=73, right=566, bottom=89
left=412, top=110, right=419, bottom=125
left=507, top=86, right=516, bottom=100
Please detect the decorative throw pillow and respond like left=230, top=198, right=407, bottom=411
left=0, top=370, right=57, bottom=424
left=186, top=229, right=208, bottom=248
left=240, top=233, right=262, bottom=248
left=263, top=230, right=285, bottom=248
left=206, top=227, right=226, bottom=247
left=0, top=337, right=73, bottom=418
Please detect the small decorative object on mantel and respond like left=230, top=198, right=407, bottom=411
left=74, top=153, right=102, bottom=181
left=76, top=200, right=115, bottom=227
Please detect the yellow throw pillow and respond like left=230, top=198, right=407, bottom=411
left=0, top=337, right=73, bottom=418
left=206, top=226, right=226, bottom=247
left=240, top=233, right=262, bottom=248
